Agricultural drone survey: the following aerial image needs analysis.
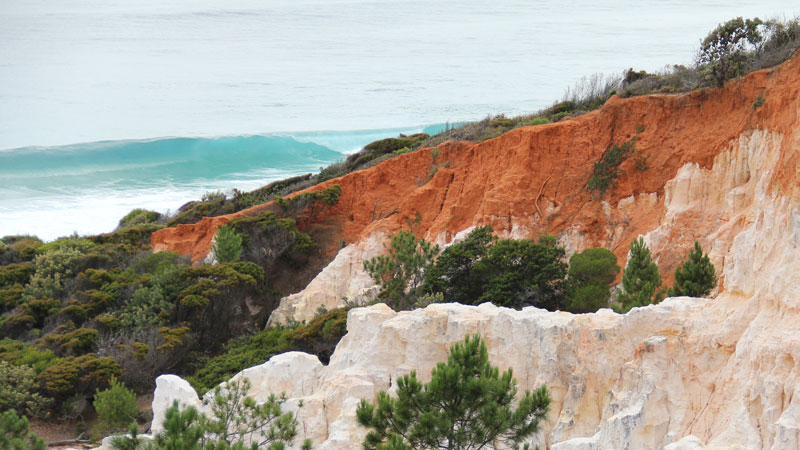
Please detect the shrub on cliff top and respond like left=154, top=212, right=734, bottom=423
left=357, top=334, right=551, bottom=450
left=565, top=247, right=620, bottom=313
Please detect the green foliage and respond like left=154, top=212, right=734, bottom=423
left=0, top=409, right=46, bottom=450
left=119, top=209, right=162, bottom=228
left=0, top=361, right=53, bottom=417
left=119, top=378, right=305, bottom=450
left=588, top=138, right=637, bottom=194
left=0, top=338, right=60, bottom=373
left=670, top=241, right=717, bottom=298
left=423, top=227, right=568, bottom=311
left=201, top=378, right=300, bottom=449
left=0, top=263, right=35, bottom=288
left=422, top=226, right=496, bottom=306
left=38, top=353, right=121, bottom=398
left=0, top=235, right=43, bottom=264
left=286, top=308, right=348, bottom=363
left=753, top=95, right=765, bottom=108
left=565, top=248, right=620, bottom=313
left=188, top=327, right=290, bottom=395
left=477, top=236, right=567, bottom=310
left=94, top=378, right=139, bottom=433
left=212, top=225, right=244, bottom=263
left=617, top=237, right=662, bottom=313
left=40, top=323, right=99, bottom=355
left=119, top=286, right=172, bottom=329
left=698, top=17, right=764, bottom=87
left=364, top=231, right=440, bottom=311
left=357, top=334, right=551, bottom=450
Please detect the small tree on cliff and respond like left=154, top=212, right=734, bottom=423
left=565, top=247, right=620, bottom=313
left=670, top=241, right=717, bottom=298
left=698, top=17, right=764, bottom=87
left=617, top=237, right=662, bottom=313
left=364, top=231, right=439, bottom=311
left=357, top=334, right=551, bottom=450
left=212, top=225, right=243, bottom=263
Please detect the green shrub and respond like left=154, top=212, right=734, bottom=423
left=565, top=248, right=620, bottom=313
left=188, top=327, right=290, bottom=395
left=287, top=308, right=348, bottom=363
left=753, top=95, right=765, bottom=108
left=0, top=409, right=46, bottom=450
left=118, top=209, right=161, bottom=228
left=94, top=378, right=138, bottom=433
left=364, top=231, right=440, bottom=311
left=200, top=378, right=304, bottom=449
left=0, top=263, right=34, bottom=288
left=40, top=322, right=99, bottom=355
left=423, top=227, right=568, bottom=311
left=670, top=241, right=717, bottom=297
left=357, top=334, right=550, bottom=450
left=529, top=117, right=550, bottom=126
left=38, top=354, right=121, bottom=399
left=0, top=361, right=53, bottom=417
left=617, top=237, right=663, bottom=312
left=0, top=338, right=60, bottom=373
left=588, top=138, right=637, bottom=194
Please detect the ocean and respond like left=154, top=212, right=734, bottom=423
left=0, top=0, right=795, bottom=240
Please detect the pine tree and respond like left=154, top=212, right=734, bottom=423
left=364, top=231, right=439, bottom=311
left=356, top=334, right=551, bottom=450
left=617, top=237, right=662, bottom=312
left=0, top=409, right=46, bottom=450
left=671, top=241, right=717, bottom=297
left=212, top=225, right=243, bottom=263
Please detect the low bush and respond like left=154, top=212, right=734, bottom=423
left=0, top=361, right=54, bottom=417
left=38, top=353, right=121, bottom=399
left=94, top=378, right=138, bottom=434
left=118, top=209, right=161, bottom=228
left=0, top=338, right=60, bottom=373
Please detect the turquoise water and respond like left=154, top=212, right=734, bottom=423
left=0, top=125, right=447, bottom=240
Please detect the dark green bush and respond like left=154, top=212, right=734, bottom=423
left=0, top=361, right=54, bottom=417
left=565, top=248, right=620, bottom=313
left=423, top=227, right=568, bottom=311
left=617, top=237, right=663, bottom=312
left=188, top=327, right=290, bottom=395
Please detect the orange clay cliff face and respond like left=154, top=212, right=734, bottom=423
left=153, top=50, right=798, bottom=322
left=144, top=53, right=800, bottom=449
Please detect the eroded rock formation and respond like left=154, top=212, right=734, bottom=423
left=147, top=52, right=800, bottom=448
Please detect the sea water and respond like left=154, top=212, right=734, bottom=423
left=0, top=0, right=795, bottom=240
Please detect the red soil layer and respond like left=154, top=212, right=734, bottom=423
left=152, top=52, right=800, bottom=283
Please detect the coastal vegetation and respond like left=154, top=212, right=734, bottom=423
left=0, top=14, right=783, bottom=444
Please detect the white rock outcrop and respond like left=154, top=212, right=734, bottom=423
left=150, top=127, right=800, bottom=448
